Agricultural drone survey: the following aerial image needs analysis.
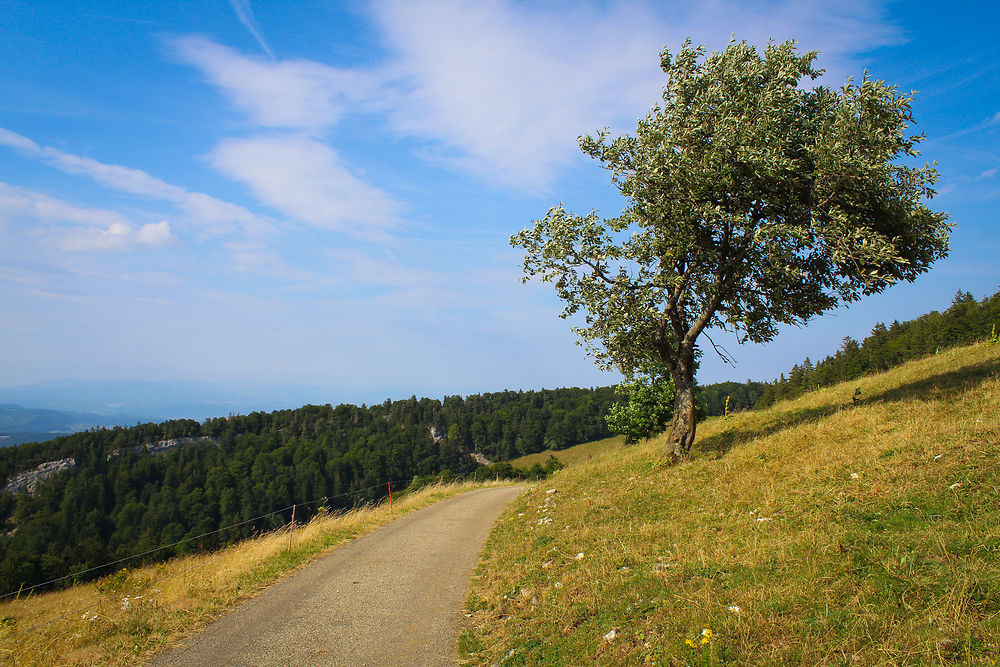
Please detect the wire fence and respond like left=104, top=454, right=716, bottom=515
left=0, top=476, right=448, bottom=641
left=0, top=478, right=415, bottom=605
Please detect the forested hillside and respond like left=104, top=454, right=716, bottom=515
left=0, top=387, right=614, bottom=595
left=759, top=289, right=1000, bottom=405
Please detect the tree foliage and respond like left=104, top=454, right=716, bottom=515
left=512, top=38, right=950, bottom=459
left=605, top=376, right=675, bottom=445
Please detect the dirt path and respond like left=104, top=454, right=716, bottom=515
left=149, top=485, right=524, bottom=666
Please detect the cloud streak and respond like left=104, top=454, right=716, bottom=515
left=0, top=182, right=175, bottom=251
left=228, top=0, right=274, bottom=58
left=170, top=35, right=380, bottom=131
left=0, top=127, right=267, bottom=235
left=58, top=220, right=173, bottom=252
left=207, top=135, right=400, bottom=234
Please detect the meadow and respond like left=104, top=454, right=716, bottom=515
left=461, top=342, right=1000, bottom=665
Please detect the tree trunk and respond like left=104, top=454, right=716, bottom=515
left=667, top=380, right=696, bottom=460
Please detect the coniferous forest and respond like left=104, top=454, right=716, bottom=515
left=758, top=289, right=1000, bottom=405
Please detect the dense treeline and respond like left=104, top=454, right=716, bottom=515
left=696, top=381, right=768, bottom=416
left=759, top=289, right=1000, bottom=406
left=0, top=387, right=614, bottom=595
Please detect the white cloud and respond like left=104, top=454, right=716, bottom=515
left=0, top=181, right=132, bottom=228
left=371, top=0, right=666, bottom=190
left=224, top=240, right=312, bottom=280
left=0, top=182, right=174, bottom=251
left=169, top=35, right=380, bottom=131
left=979, top=168, right=998, bottom=180
left=0, top=127, right=267, bottom=235
left=207, top=134, right=399, bottom=233
left=59, top=220, right=174, bottom=252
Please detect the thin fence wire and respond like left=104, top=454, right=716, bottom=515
left=0, top=477, right=430, bottom=640
left=0, top=478, right=411, bottom=603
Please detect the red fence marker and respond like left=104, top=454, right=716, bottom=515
left=473, top=470, right=477, bottom=484
left=387, top=481, right=393, bottom=511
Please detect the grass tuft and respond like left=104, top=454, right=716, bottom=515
left=463, top=342, right=1000, bottom=665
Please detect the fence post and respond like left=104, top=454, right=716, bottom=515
left=473, top=470, right=477, bottom=484
left=288, top=504, right=296, bottom=553
left=388, top=481, right=393, bottom=511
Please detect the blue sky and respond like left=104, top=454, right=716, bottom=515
left=1, top=0, right=998, bottom=412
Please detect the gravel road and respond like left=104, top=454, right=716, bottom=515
left=149, top=485, right=523, bottom=667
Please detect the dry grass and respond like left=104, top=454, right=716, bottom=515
left=0, top=479, right=513, bottom=666
left=510, top=436, right=626, bottom=470
left=462, top=342, right=1000, bottom=665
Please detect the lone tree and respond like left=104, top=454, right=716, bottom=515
left=512, top=39, right=950, bottom=460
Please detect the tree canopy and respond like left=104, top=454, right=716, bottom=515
left=512, top=38, right=950, bottom=459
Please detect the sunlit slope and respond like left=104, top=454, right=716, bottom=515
left=462, top=342, right=1000, bottom=665
left=510, top=436, right=625, bottom=469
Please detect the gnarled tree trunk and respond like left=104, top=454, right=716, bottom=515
left=667, top=379, right=696, bottom=460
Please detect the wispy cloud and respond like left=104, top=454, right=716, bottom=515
left=224, top=240, right=312, bottom=280
left=0, top=127, right=268, bottom=235
left=228, top=0, right=274, bottom=58
left=0, top=182, right=175, bottom=251
left=933, top=111, right=1000, bottom=143
left=207, top=134, right=400, bottom=234
left=58, top=220, right=174, bottom=252
left=169, top=35, right=380, bottom=131
left=0, top=181, right=131, bottom=228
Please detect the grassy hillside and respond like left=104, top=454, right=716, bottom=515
left=461, top=342, right=1000, bottom=665
left=511, top=436, right=626, bottom=469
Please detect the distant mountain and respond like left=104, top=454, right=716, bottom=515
left=0, top=404, right=144, bottom=447
left=0, top=379, right=352, bottom=423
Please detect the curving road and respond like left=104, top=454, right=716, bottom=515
left=149, top=485, right=524, bottom=667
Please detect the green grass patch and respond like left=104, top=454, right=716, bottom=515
left=510, top=436, right=626, bottom=469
